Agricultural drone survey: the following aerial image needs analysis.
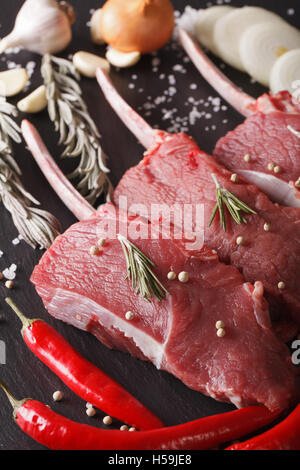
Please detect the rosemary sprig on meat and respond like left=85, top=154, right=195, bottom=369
left=0, top=98, right=60, bottom=249
left=41, top=54, right=111, bottom=205
left=118, top=234, right=169, bottom=302
left=209, top=173, right=257, bottom=232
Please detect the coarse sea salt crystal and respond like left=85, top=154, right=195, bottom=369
left=5, top=46, right=23, bottom=55
left=168, top=87, right=177, bottom=96
left=189, top=107, right=202, bottom=125
left=26, top=61, right=36, bottom=77
left=154, top=96, right=166, bottom=105
left=0, top=250, right=3, bottom=258
left=173, top=64, right=186, bottom=74
left=174, top=6, right=201, bottom=39
left=7, top=61, right=21, bottom=69
left=3, top=264, right=17, bottom=280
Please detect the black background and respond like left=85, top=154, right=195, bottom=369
left=0, top=0, right=298, bottom=450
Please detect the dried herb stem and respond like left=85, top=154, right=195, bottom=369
left=0, top=98, right=60, bottom=249
left=41, top=54, right=111, bottom=204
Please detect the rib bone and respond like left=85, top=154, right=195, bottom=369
left=179, top=28, right=256, bottom=117
left=96, top=68, right=157, bottom=148
left=22, top=120, right=95, bottom=221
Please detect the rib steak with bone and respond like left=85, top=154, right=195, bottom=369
left=179, top=29, right=300, bottom=208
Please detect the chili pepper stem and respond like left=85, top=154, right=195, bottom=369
left=0, top=380, right=27, bottom=419
left=5, top=297, right=38, bottom=335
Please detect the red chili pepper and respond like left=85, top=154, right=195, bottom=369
left=227, top=405, right=300, bottom=450
left=5, top=298, right=162, bottom=431
left=0, top=381, right=279, bottom=450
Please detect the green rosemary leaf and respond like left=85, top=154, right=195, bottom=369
left=41, top=54, right=110, bottom=204
left=209, top=173, right=257, bottom=232
left=216, top=187, right=226, bottom=231
left=223, top=197, right=241, bottom=225
left=225, top=190, right=257, bottom=215
left=208, top=202, right=218, bottom=227
left=118, top=234, right=169, bottom=302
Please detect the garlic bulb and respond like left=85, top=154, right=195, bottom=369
left=0, top=0, right=74, bottom=55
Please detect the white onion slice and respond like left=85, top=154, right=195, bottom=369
left=194, top=5, right=234, bottom=55
left=213, top=7, right=285, bottom=71
left=270, top=49, right=300, bottom=94
left=240, top=22, right=300, bottom=87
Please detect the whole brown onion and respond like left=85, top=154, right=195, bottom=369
left=100, top=0, right=175, bottom=54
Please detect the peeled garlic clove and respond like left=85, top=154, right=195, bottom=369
left=73, top=51, right=110, bottom=78
left=106, top=47, right=141, bottom=68
left=0, top=68, right=28, bottom=97
left=17, top=85, right=47, bottom=113
left=90, top=9, right=105, bottom=45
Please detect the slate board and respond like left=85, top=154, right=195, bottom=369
left=0, top=0, right=298, bottom=450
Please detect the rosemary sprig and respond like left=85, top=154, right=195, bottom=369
left=41, top=54, right=111, bottom=204
left=0, top=97, right=61, bottom=249
left=209, top=173, right=257, bottom=231
left=118, top=234, right=169, bottom=302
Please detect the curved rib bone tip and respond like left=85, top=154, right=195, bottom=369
left=21, top=120, right=96, bottom=221
left=96, top=67, right=157, bottom=149
left=179, top=28, right=256, bottom=118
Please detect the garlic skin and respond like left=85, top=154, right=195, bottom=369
left=0, top=0, right=74, bottom=55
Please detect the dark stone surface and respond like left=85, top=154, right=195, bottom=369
left=0, top=0, right=298, bottom=450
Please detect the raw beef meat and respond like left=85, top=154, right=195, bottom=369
left=179, top=29, right=300, bottom=207
left=31, top=203, right=296, bottom=411
left=114, top=131, right=300, bottom=324
left=214, top=111, right=300, bottom=207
